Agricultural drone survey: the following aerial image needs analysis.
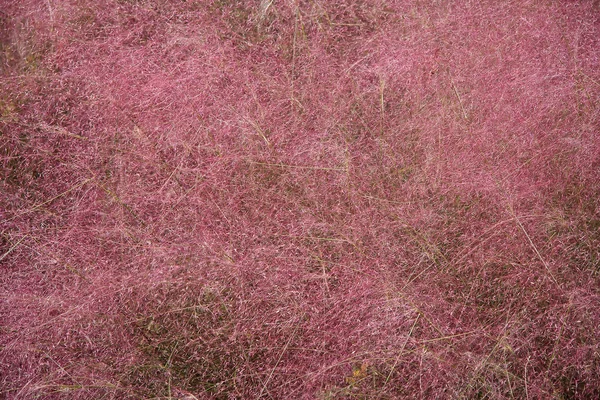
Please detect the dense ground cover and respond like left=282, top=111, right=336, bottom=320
left=1, top=0, right=599, bottom=398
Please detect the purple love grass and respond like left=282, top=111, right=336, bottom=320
left=1, top=0, right=599, bottom=398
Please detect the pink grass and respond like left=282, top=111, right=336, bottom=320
left=2, top=0, right=600, bottom=398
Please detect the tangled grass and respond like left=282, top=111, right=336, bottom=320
left=1, top=0, right=600, bottom=398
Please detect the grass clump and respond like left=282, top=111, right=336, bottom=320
left=121, top=282, right=259, bottom=398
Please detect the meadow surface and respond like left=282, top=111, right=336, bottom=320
left=1, top=0, right=600, bottom=398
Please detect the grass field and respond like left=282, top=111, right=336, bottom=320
left=1, top=0, right=600, bottom=398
